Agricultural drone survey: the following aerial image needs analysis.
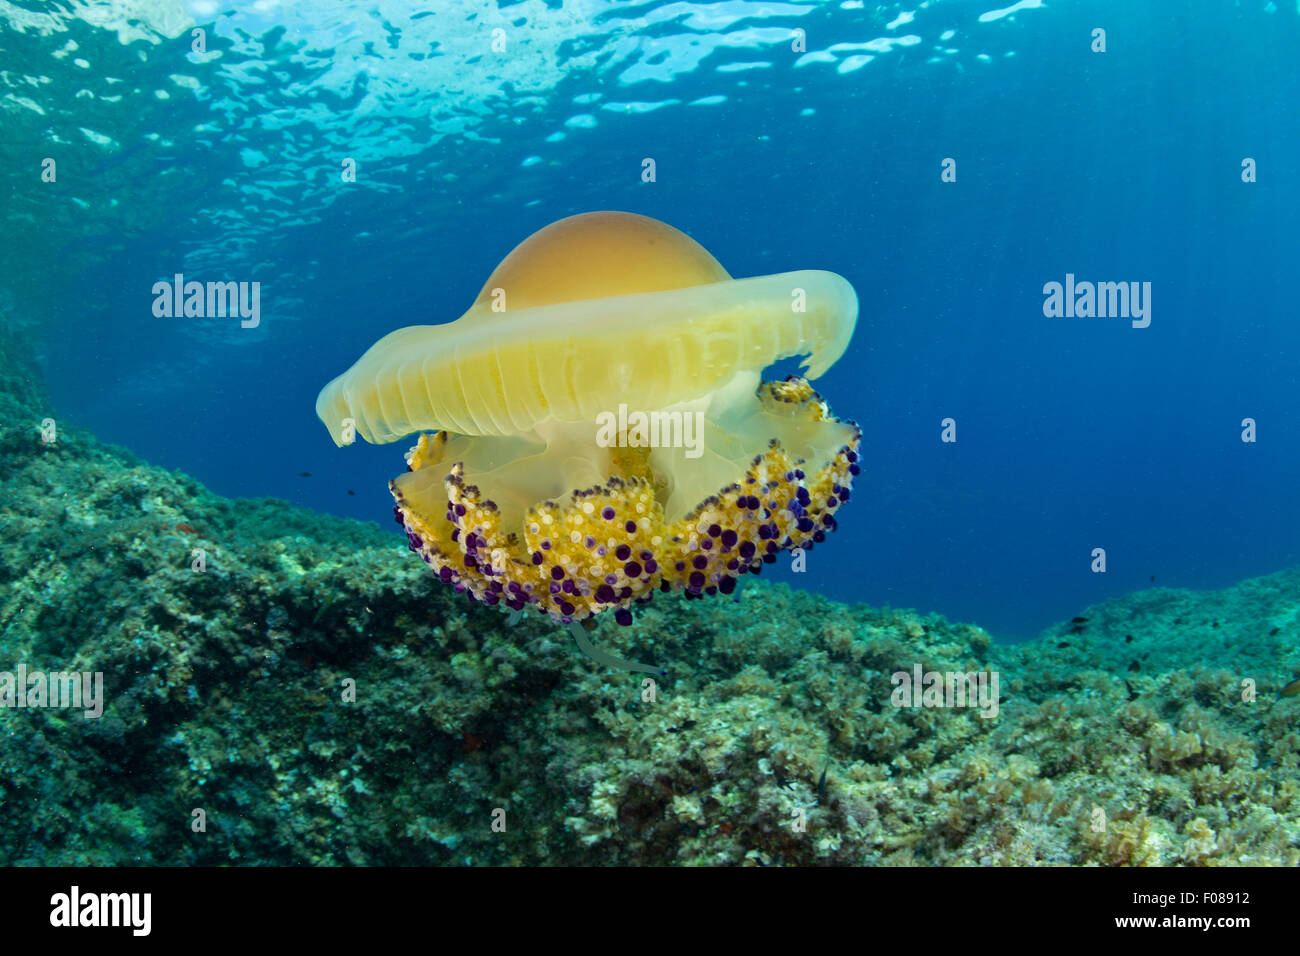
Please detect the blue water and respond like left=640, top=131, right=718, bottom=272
left=9, top=0, right=1299, bottom=640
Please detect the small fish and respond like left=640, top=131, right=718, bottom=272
left=1150, top=575, right=1155, bottom=583
left=816, top=763, right=829, bottom=805
left=175, top=523, right=198, bottom=535
left=346, top=489, right=355, bottom=496
left=1124, top=634, right=1134, bottom=643
left=298, top=471, right=312, bottom=478
left=1071, top=616, right=1089, bottom=625
left=1281, top=677, right=1300, bottom=698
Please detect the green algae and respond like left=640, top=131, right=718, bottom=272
left=1, top=331, right=1297, bottom=866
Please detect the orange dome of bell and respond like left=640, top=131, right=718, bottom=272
left=470, top=211, right=732, bottom=312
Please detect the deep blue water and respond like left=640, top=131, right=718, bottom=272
left=9, top=0, right=1299, bottom=640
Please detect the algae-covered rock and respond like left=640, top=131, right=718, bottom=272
left=1, top=330, right=1297, bottom=865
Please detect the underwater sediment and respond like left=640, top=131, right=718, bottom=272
left=1, top=330, right=1297, bottom=865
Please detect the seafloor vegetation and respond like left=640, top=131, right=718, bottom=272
left=1, top=329, right=1297, bottom=865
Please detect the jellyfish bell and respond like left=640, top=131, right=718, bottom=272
left=317, top=211, right=861, bottom=631
left=317, top=211, right=855, bottom=445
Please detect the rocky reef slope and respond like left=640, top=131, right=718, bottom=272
left=1, top=329, right=1297, bottom=865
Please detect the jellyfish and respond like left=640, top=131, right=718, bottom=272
left=317, top=211, right=861, bottom=635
